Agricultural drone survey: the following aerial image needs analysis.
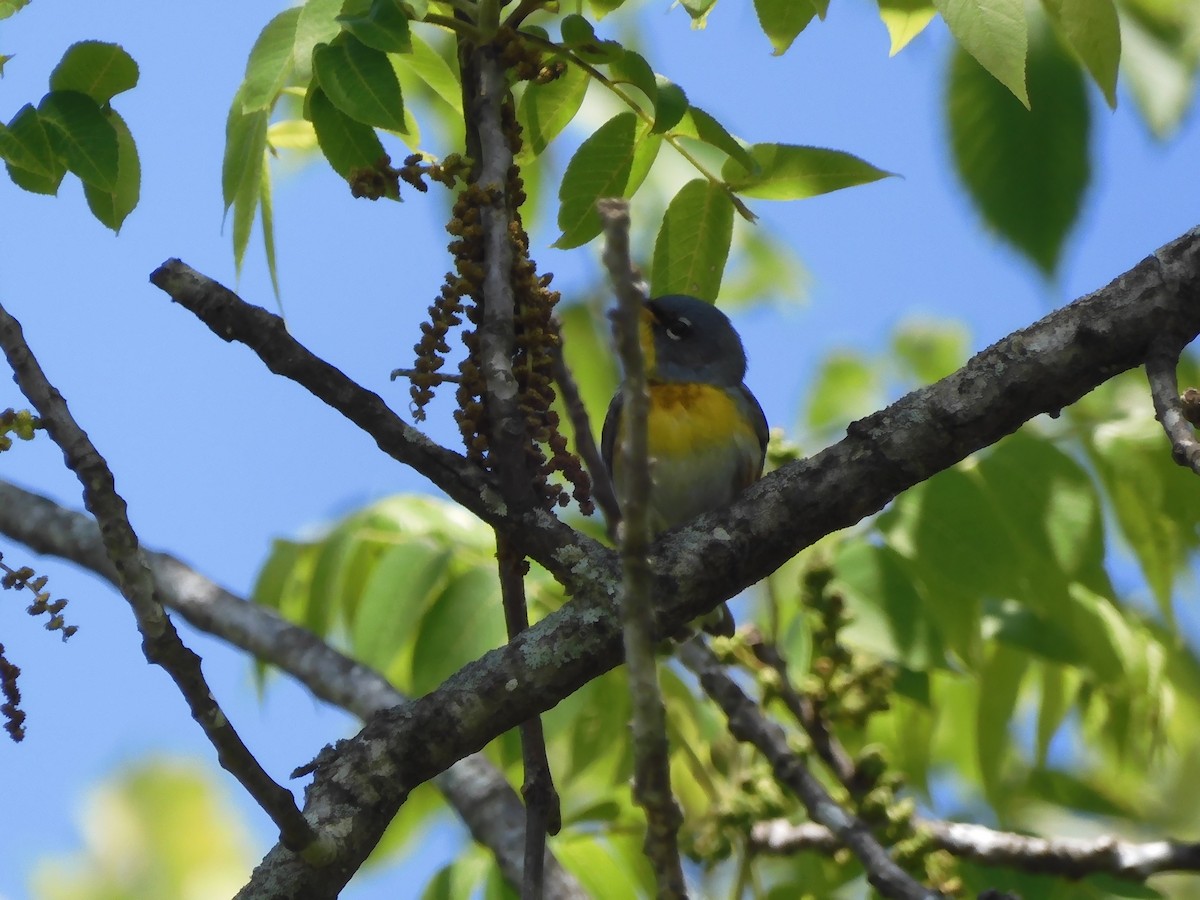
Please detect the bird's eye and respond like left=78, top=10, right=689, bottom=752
left=665, top=316, right=692, bottom=341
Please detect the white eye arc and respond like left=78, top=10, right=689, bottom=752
left=665, top=316, right=692, bottom=341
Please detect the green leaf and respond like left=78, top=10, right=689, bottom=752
left=294, top=0, right=344, bottom=78
left=1035, top=664, right=1078, bottom=765
left=37, top=91, right=118, bottom=191
left=1041, top=0, right=1120, bottom=107
left=393, top=28, right=462, bottom=114
left=313, top=33, right=406, bottom=131
left=240, top=8, right=302, bottom=111
left=260, top=161, right=281, bottom=303
left=833, top=541, right=944, bottom=669
left=607, top=48, right=657, bottom=108
left=410, top=565, right=505, bottom=696
left=338, top=0, right=412, bottom=53
left=891, top=319, right=969, bottom=384
left=588, top=0, right=627, bottom=18
left=806, top=351, right=882, bottom=435
left=680, top=0, right=718, bottom=26
left=0, top=104, right=66, bottom=193
left=946, top=33, right=1089, bottom=274
left=754, top=0, right=820, bottom=55
left=650, top=179, right=734, bottom=301
left=651, top=75, right=687, bottom=133
left=49, top=41, right=139, bottom=104
left=309, top=86, right=387, bottom=178
left=560, top=14, right=623, bottom=64
left=722, top=143, right=892, bottom=200
left=352, top=541, right=452, bottom=679
left=1118, top=6, right=1197, bottom=138
left=83, top=110, right=140, bottom=232
left=222, top=102, right=268, bottom=272
left=554, top=112, right=638, bottom=249
left=877, top=0, right=937, bottom=55
left=976, top=642, right=1027, bottom=802
left=934, top=0, right=1029, bottom=106
left=670, top=105, right=755, bottom=173
left=0, top=0, right=30, bottom=20
left=517, top=60, right=588, bottom=158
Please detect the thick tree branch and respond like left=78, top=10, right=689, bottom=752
left=148, top=228, right=1200, bottom=897
left=0, top=305, right=319, bottom=855
left=750, top=818, right=1200, bottom=882
left=601, top=197, right=688, bottom=897
left=0, top=479, right=587, bottom=899
left=677, top=638, right=941, bottom=900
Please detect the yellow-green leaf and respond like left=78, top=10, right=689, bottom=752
left=722, top=143, right=892, bottom=200
left=754, top=0, right=820, bottom=55
left=517, top=60, right=588, bottom=158
left=934, top=0, right=1029, bottom=107
left=1042, top=0, right=1120, bottom=108
left=650, top=179, right=734, bottom=301
left=554, top=112, right=639, bottom=249
left=49, top=41, right=139, bottom=104
left=240, top=8, right=301, bottom=112
left=877, top=0, right=937, bottom=55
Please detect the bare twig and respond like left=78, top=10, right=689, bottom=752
left=147, top=258, right=596, bottom=585
left=677, top=638, right=941, bottom=900
left=1146, top=339, right=1200, bottom=474
left=751, top=817, right=1200, bottom=882
left=600, top=197, right=689, bottom=898
left=0, top=478, right=587, bottom=899
left=0, top=304, right=320, bottom=856
left=746, top=631, right=864, bottom=795
left=548, top=321, right=621, bottom=531
left=498, top=536, right=562, bottom=900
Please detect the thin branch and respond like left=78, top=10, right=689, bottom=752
left=548, top=321, right=621, bottom=532
left=498, top=536, right=562, bottom=900
left=600, top=197, right=688, bottom=898
left=745, top=630, right=865, bottom=796
left=0, top=478, right=588, bottom=900
left=1145, top=339, right=1200, bottom=474
left=750, top=817, right=1200, bottom=882
left=676, top=638, right=941, bottom=900
left=0, top=304, right=319, bottom=856
left=518, top=31, right=756, bottom=224
left=147, top=258, right=597, bottom=585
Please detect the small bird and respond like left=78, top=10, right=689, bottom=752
left=601, top=294, right=768, bottom=637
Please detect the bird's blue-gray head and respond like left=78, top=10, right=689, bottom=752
left=641, top=294, right=747, bottom=386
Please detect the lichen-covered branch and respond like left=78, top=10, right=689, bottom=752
left=600, top=197, right=688, bottom=897
left=147, top=227, right=1200, bottom=897
left=0, top=479, right=587, bottom=900
left=0, top=303, right=318, bottom=855
left=751, top=817, right=1200, bottom=882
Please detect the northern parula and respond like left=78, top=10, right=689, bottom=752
left=601, top=294, right=769, bottom=637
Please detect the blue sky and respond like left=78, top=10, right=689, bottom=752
left=1, top=0, right=1197, bottom=897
